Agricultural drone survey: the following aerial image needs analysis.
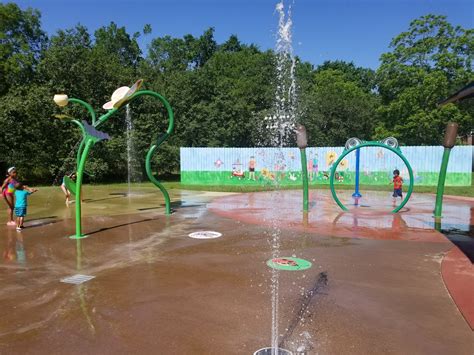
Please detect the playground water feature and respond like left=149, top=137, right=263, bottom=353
left=262, top=1, right=302, bottom=353
left=1, top=1, right=472, bottom=354
left=0, top=185, right=473, bottom=353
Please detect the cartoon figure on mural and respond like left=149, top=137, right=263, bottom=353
left=374, top=148, right=385, bottom=182
left=336, top=158, right=349, bottom=182
left=312, top=153, right=319, bottom=181
left=287, top=151, right=297, bottom=181
left=307, top=155, right=314, bottom=180
left=231, top=159, right=245, bottom=179
left=214, top=158, right=224, bottom=168
left=261, top=168, right=275, bottom=181
left=274, top=163, right=286, bottom=181
left=323, top=151, right=338, bottom=180
left=273, top=151, right=286, bottom=181
left=248, top=156, right=256, bottom=181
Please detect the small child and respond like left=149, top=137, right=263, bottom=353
left=60, top=172, right=76, bottom=205
left=14, top=183, right=38, bottom=231
left=392, top=169, right=403, bottom=203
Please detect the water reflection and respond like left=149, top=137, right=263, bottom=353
left=75, top=238, right=96, bottom=333
left=3, top=229, right=26, bottom=265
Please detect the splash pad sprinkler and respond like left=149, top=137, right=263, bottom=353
left=295, top=125, right=309, bottom=213
left=434, top=122, right=458, bottom=220
left=53, top=80, right=175, bottom=239
left=330, top=137, right=414, bottom=213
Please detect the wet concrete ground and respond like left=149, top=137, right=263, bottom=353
left=0, top=186, right=473, bottom=354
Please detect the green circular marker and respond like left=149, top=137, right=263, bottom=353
left=266, top=257, right=312, bottom=271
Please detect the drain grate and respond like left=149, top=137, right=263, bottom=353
left=60, top=274, right=95, bottom=285
left=188, top=231, right=222, bottom=239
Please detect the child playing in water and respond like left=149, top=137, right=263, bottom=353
left=391, top=169, right=403, bottom=204
left=60, top=172, right=76, bottom=205
left=2, top=167, right=18, bottom=226
left=14, top=183, right=38, bottom=231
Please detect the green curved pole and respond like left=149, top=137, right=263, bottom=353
left=76, top=139, right=86, bottom=171
left=71, top=119, right=87, bottom=168
left=299, top=148, right=309, bottom=213
left=94, top=90, right=175, bottom=215
left=130, top=91, right=174, bottom=215
left=330, top=142, right=414, bottom=213
left=146, top=145, right=171, bottom=214
left=57, top=88, right=175, bottom=238
left=434, top=148, right=451, bottom=218
left=71, top=138, right=95, bottom=239
left=69, top=98, right=97, bottom=124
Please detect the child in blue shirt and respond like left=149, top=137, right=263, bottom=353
left=14, top=183, right=38, bottom=231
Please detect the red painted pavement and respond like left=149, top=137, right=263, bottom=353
left=442, top=246, right=474, bottom=330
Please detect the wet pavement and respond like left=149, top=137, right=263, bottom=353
left=0, top=186, right=473, bottom=354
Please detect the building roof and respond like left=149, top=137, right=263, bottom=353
left=439, top=81, right=474, bottom=106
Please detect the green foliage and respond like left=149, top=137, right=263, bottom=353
left=0, top=3, right=472, bottom=184
left=376, top=14, right=473, bottom=143
left=0, top=3, right=46, bottom=94
left=300, top=68, right=378, bottom=146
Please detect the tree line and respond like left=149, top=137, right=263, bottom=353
left=0, top=3, right=472, bottom=183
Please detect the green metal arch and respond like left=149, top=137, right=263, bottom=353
left=329, top=142, right=414, bottom=213
left=95, top=90, right=175, bottom=215
left=128, top=90, right=174, bottom=215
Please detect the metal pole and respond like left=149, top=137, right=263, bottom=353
left=300, top=148, right=309, bottom=213
left=71, top=139, right=94, bottom=239
left=434, top=122, right=458, bottom=219
left=352, top=148, right=362, bottom=198
left=434, top=148, right=451, bottom=218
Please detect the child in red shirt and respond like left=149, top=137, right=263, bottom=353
left=392, top=169, right=403, bottom=203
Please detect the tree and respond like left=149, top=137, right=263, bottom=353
left=375, top=14, right=473, bottom=144
left=147, top=34, right=197, bottom=72
left=94, top=22, right=142, bottom=67
left=0, top=2, right=46, bottom=94
left=316, top=60, right=376, bottom=93
left=301, top=68, right=378, bottom=146
left=195, top=27, right=217, bottom=67
left=220, top=34, right=242, bottom=52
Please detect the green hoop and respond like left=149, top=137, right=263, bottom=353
left=329, top=142, right=414, bottom=213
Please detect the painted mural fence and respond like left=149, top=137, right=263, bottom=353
left=180, top=146, right=472, bottom=186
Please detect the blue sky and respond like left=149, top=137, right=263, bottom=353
left=12, top=0, right=473, bottom=69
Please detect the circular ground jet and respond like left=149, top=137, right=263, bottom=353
left=188, top=231, right=222, bottom=239
left=254, top=347, right=293, bottom=355
left=266, top=257, right=312, bottom=271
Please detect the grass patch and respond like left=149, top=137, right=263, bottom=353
left=37, top=173, right=474, bottom=197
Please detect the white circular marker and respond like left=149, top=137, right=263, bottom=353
left=188, top=231, right=222, bottom=239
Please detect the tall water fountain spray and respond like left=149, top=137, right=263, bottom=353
left=125, top=104, right=137, bottom=196
left=266, top=2, right=299, bottom=355
left=265, top=0, right=298, bottom=148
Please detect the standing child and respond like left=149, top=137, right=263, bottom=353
left=392, top=169, right=403, bottom=204
left=14, top=183, right=38, bottom=231
left=2, top=167, right=18, bottom=226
